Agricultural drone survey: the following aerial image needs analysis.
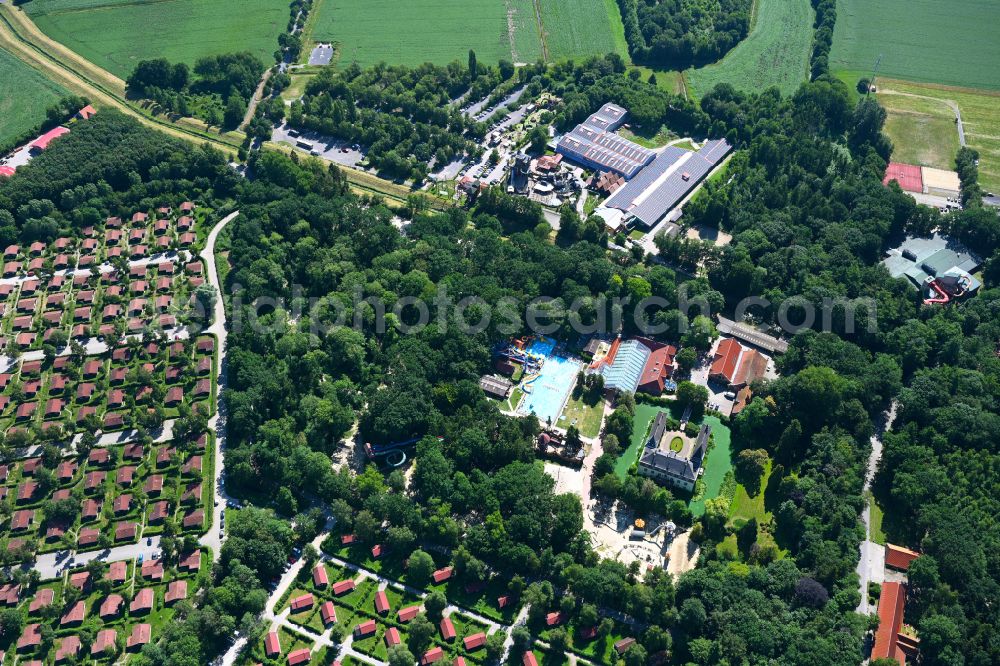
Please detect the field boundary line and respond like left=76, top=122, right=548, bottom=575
left=0, top=5, right=242, bottom=153
left=531, top=0, right=549, bottom=62
left=3, top=4, right=125, bottom=94
left=748, top=0, right=760, bottom=31
left=877, top=76, right=1000, bottom=98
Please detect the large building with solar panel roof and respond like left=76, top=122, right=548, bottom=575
left=598, top=138, right=732, bottom=229
left=556, top=103, right=657, bottom=179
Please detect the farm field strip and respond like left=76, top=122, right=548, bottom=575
left=685, top=0, right=813, bottom=98
left=0, top=45, right=69, bottom=146
left=24, top=0, right=288, bottom=79
left=831, top=0, right=1000, bottom=91
left=305, top=0, right=624, bottom=68
left=310, top=0, right=517, bottom=68
left=537, top=0, right=628, bottom=62
left=0, top=4, right=246, bottom=153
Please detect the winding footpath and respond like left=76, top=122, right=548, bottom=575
left=856, top=400, right=897, bottom=615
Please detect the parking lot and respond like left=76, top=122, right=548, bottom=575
left=308, top=43, right=334, bottom=66
left=272, top=124, right=365, bottom=167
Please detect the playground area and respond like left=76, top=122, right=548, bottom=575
left=510, top=337, right=582, bottom=425
left=584, top=498, right=690, bottom=572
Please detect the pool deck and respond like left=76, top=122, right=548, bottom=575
left=515, top=339, right=582, bottom=424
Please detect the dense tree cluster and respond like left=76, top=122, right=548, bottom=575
left=810, top=0, right=837, bottom=78
left=616, top=0, right=752, bottom=69
left=287, top=61, right=491, bottom=181
left=126, top=52, right=265, bottom=128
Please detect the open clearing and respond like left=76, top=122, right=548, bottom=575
left=830, top=0, right=1000, bottom=91
left=25, top=0, right=287, bottom=79
left=306, top=0, right=624, bottom=68
left=878, top=92, right=961, bottom=170
left=874, top=78, right=1000, bottom=194
left=0, top=45, right=68, bottom=145
left=685, top=0, right=813, bottom=98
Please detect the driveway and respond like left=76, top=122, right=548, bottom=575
left=33, top=536, right=161, bottom=579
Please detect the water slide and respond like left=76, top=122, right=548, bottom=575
left=923, top=280, right=951, bottom=305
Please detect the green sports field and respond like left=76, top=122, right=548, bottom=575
left=878, top=78, right=1000, bottom=196
left=878, top=92, right=960, bottom=171
left=306, top=0, right=627, bottom=68
left=0, top=46, right=69, bottom=146
left=685, top=0, right=813, bottom=98
left=830, top=0, right=1000, bottom=91
left=25, top=0, right=288, bottom=79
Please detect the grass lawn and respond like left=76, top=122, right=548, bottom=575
left=559, top=395, right=604, bottom=438
left=669, top=436, right=684, bottom=453
left=507, top=386, right=524, bottom=412
left=830, top=0, right=1000, bottom=91
left=728, top=460, right=772, bottom=525
left=865, top=77, right=1000, bottom=194
left=0, top=46, right=69, bottom=146
left=617, top=124, right=682, bottom=149
left=26, top=0, right=288, bottom=79
left=627, top=66, right=686, bottom=95
left=878, top=91, right=961, bottom=170
left=869, top=493, right=886, bottom=545
left=685, top=0, right=813, bottom=98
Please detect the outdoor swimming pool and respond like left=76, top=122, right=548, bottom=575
left=517, top=338, right=581, bottom=425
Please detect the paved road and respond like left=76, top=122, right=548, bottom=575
left=198, top=211, right=238, bottom=561
left=856, top=401, right=897, bottom=614
left=33, top=537, right=162, bottom=580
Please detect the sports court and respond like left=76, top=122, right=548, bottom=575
left=883, top=162, right=923, bottom=193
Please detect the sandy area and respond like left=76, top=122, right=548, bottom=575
left=666, top=532, right=700, bottom=579
left=686, top=224, right=732, bottom=246
left=544, top=462, right=586, bottom=499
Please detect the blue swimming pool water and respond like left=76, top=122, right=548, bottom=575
left=517, top=338, right=581, bottom=425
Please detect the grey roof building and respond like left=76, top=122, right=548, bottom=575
left=638, top=417, right=709, bottom=492
left=556, top=104, right=656, bottom=179
left=479, top=375, right=513, bottom=399
left=600, top=139, right=732, bottom=228
left=882, top=234, right=982, bottom=292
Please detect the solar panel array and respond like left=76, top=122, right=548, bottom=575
left=556, top=104, right=656, bottom=179
left=603, top=139, right=732, bottom=227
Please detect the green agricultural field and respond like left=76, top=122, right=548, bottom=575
left=306, top=0, right=625, bottom=68
left=0, top=46, right=69, bottom=146
left=873, top=78, right=1000, bottom=195
left=685, top=0, right=813, bottom=98
left=25, top=0, right=288, bottom=79
left=878, top=92, right=960, bottom=171
left=830, top=0, right=1000, bottom=91
left=538, top=0, right=628, bottom=62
